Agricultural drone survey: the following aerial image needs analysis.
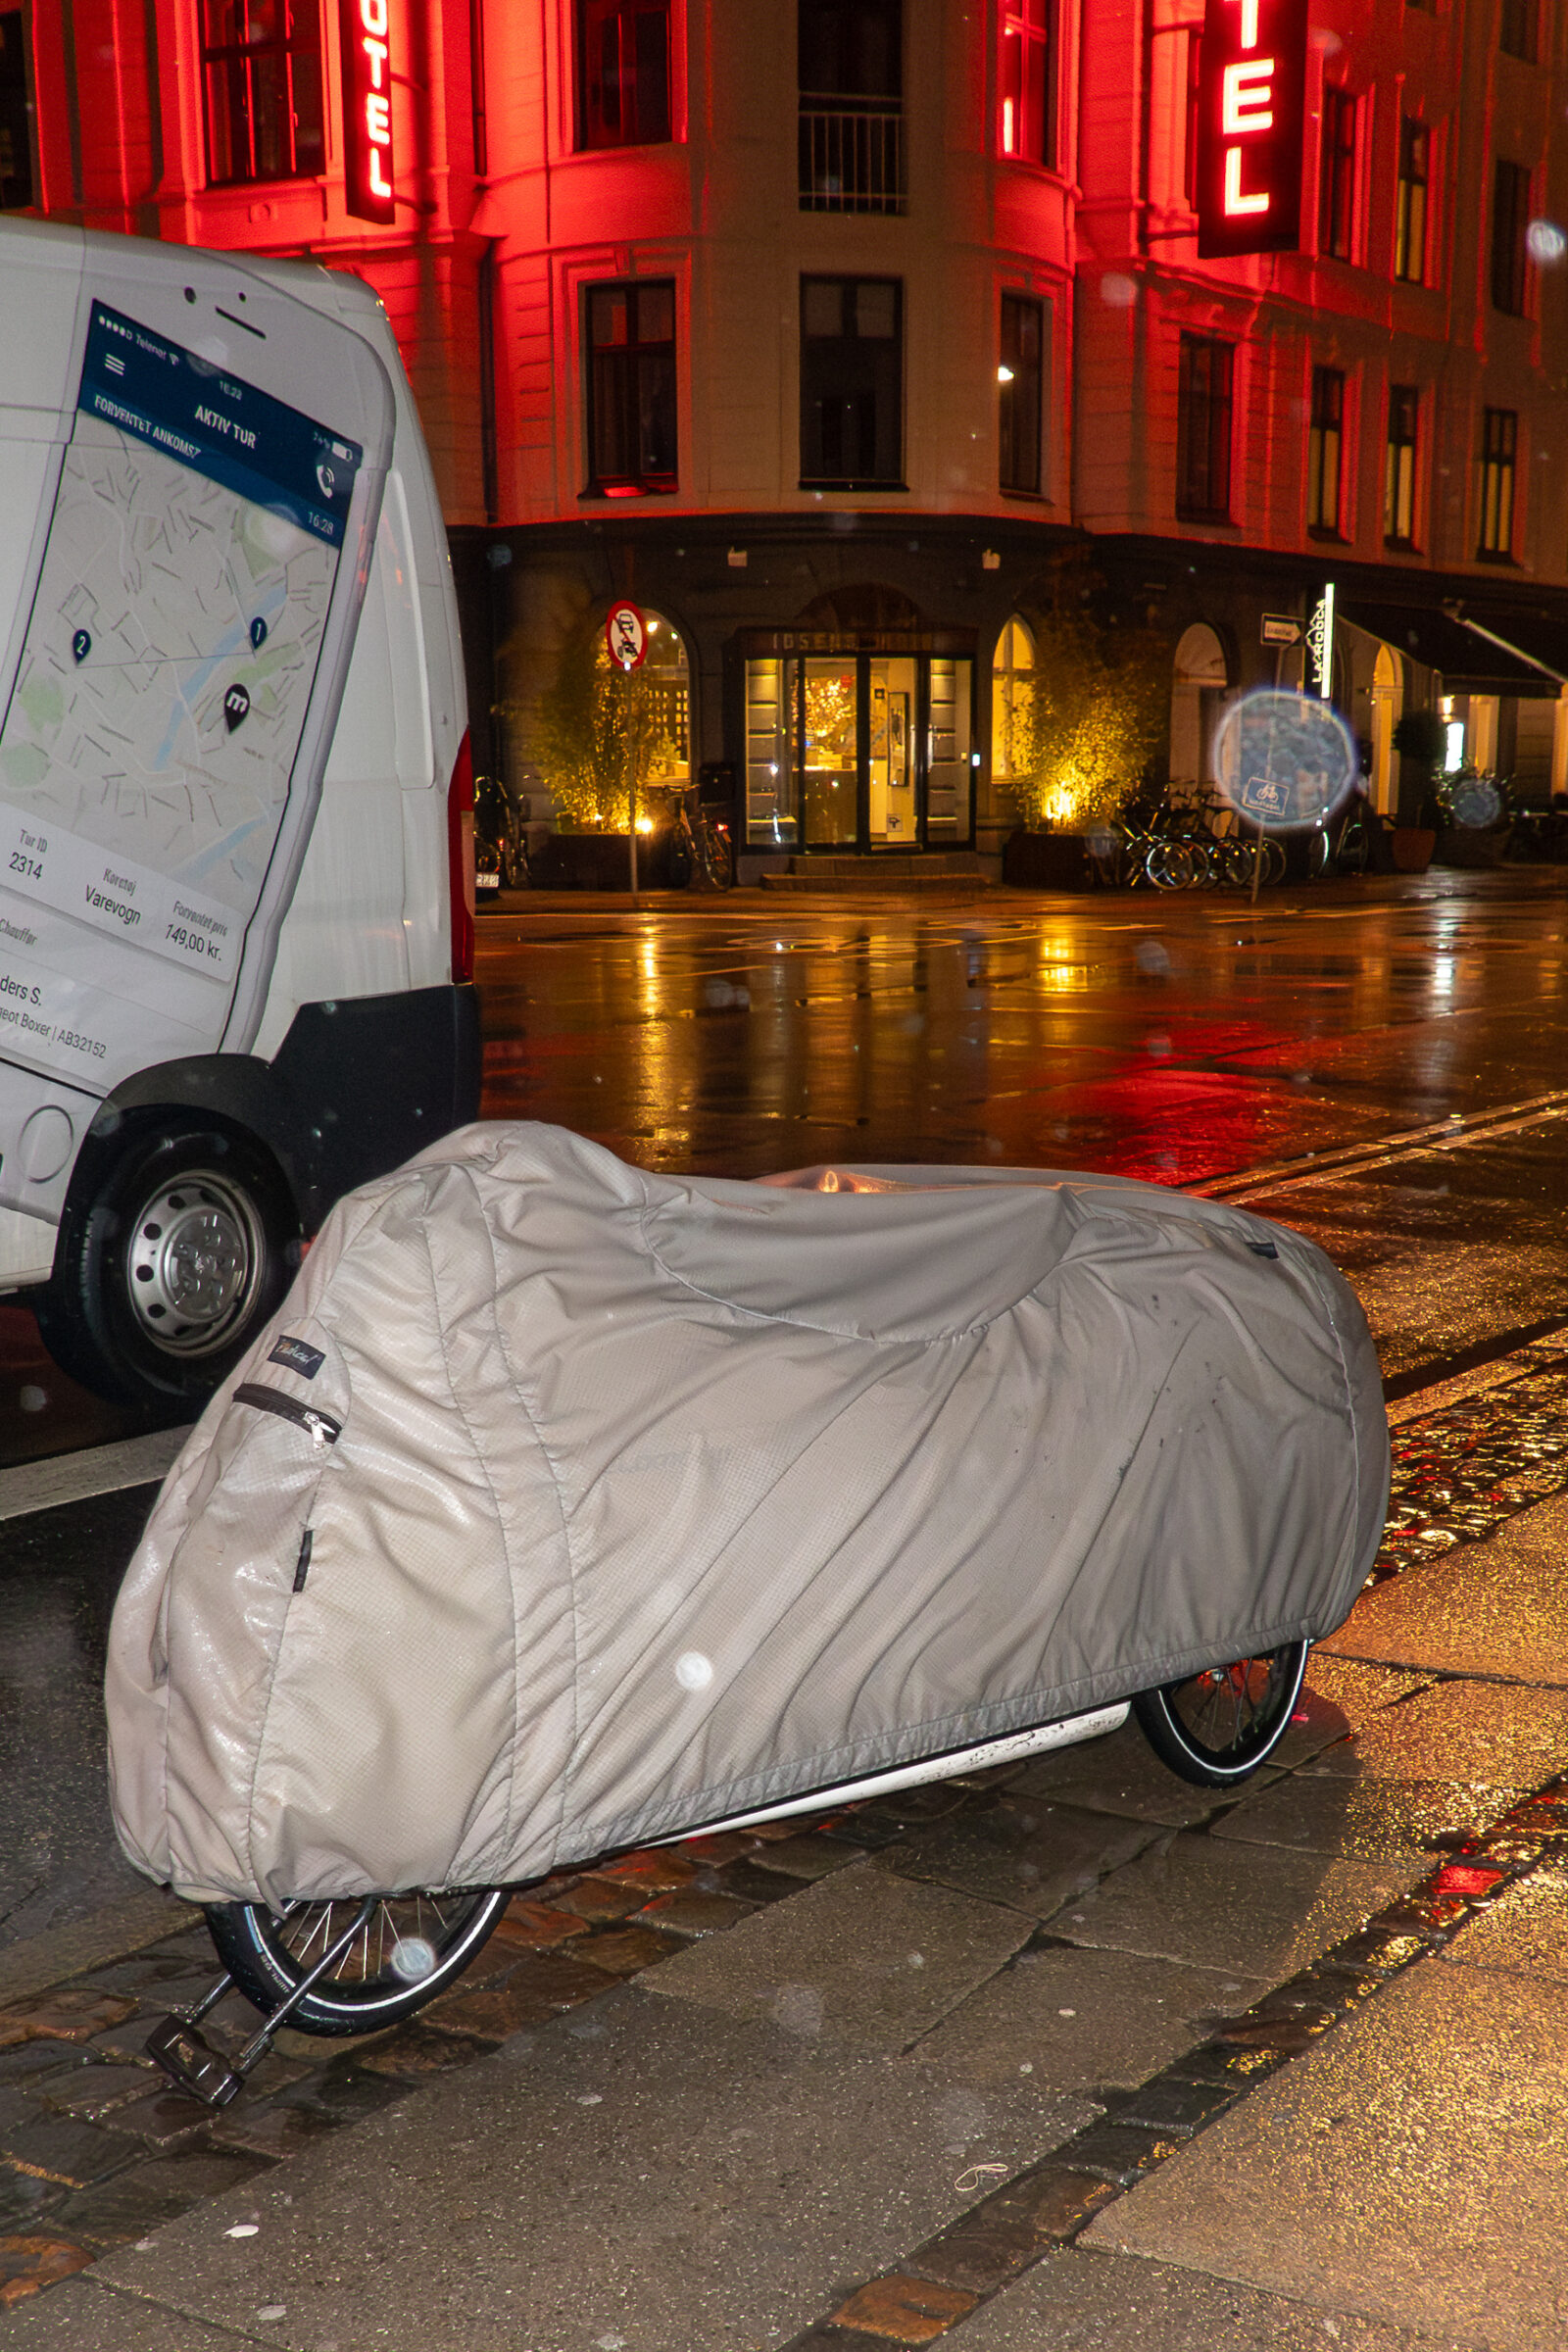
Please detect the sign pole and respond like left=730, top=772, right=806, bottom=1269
left=627, top=703, right=638, bottom=904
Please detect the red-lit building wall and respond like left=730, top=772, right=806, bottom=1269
left=6, top=1, right=1567, bottom=845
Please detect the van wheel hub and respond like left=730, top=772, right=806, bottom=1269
left=124, top=1172, right=264, bottom=1354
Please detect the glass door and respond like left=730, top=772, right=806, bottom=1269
left=868, top=657, right=917, bottom=845
left=799, top=659, right=859, bottom=846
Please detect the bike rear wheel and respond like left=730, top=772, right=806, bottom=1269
left=697, top=814, right=734, bottom=890
left=1132, top=1641, right=1308, bottom=1787
left=206, top=1888, right=509, bottom=2034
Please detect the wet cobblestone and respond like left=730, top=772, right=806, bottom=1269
left=1375, top=1350, right=1568, bottom=1581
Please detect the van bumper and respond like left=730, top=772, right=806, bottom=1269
left=99, top=983, right=484, bottom=1235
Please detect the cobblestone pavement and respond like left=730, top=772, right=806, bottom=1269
left=3, top=1358, right=1568, bottom=2340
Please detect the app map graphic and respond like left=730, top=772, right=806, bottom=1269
left=0, top=300, right=362, bottom=1092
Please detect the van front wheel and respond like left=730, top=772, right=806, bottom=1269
left=36, top=1116, right=299, bottom=1411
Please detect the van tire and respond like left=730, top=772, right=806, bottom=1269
left=36, top=1115, right=300, bottom=1411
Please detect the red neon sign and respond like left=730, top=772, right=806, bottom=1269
left=340, top=0, right=396, bottom=225
left=1196, top=0, right=1308, bottom=258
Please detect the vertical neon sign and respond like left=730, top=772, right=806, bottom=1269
left=340, top=0, right=396, bottom=225
left=1196, top=0, right=1308, bottom=258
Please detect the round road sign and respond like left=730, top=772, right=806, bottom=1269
left=606, top=601, right=648, bottom=672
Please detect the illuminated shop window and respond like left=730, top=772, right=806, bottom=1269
left=1318, top=88, right=1356, bottom=261
left=201, top=0, right=324, bottom=186
left=584, top=280, right=677, bottom=496
left=1384, top=384, right=1419, bottom=548
left=1500, top=0, right=1537, bottom=62
left=0, top=11, right=33, bottom=208
left=576, top=0, right=671, bottom=149
left=799, top=0, right=904, bottom=215
left=998, top=0, right=1055, bottom=171
left=1394, top=120, right=1428, bottom=284
left=999, top=293, right=1044, bottom=496
left=800, top=276, right=904, bottom=489
left=1478, top=408, right=1518, bottom=560
left=1307, top=366, right=1345, bottom=538
left=1492, top=160, right=1531, bottom=315
left=991, top=616, right=1035, bottom=783
left=1175, top=333, right=1233, bottom=522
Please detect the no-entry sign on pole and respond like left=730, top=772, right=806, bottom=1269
left=607, top=602, right=648, bottom=671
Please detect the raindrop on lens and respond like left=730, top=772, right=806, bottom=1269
left=19, top=1384, right=47, bottom=1413
left=1528, top=219, right=1567, bottom=266
left=675, top=1650, right=713, bottom=1690
left=390, top=1936, right=438, bottom=1982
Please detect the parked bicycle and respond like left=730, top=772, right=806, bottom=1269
left=659, top=780, right=734, bottom=891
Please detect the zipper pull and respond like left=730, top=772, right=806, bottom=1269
left=234, top=1383, right=342, bottom=1447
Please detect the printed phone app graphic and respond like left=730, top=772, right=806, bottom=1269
left=0, top=302, right=363, bottom=1085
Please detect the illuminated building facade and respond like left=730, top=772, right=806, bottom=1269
left=5, top=1, right=1567, bottom=863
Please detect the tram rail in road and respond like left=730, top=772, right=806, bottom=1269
left=4, top=1081, right=1567, bottom=1515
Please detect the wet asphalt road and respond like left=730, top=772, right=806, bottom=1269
left=1, top=866, right=1565, bottom=1956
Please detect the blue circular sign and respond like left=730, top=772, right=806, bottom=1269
left=1212, top=690, right=1358, bottom=834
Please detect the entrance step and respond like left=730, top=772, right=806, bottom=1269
left=759, top=854, right=991, bottom=891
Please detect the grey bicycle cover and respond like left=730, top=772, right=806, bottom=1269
left=105, top=1121, right=1389, bottom=1906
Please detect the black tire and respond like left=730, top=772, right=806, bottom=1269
left=1336, top=823, right=1370, bottom=876
left=35, top=1115, right=299, bottom=1411
left=1132, top=1641, right=1309, bottom=1787
left=697, top=816, right=734, bottom=891
left=205, top=1888, right=509, bottom=2035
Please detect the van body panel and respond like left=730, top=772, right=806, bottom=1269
left=0, top=224, right=477, bottom=1376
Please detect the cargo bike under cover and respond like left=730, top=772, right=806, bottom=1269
left=105, top=1121, right=1389, bottom=2076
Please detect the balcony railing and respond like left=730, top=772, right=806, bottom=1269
left=799, top=100, right=905, bottom=215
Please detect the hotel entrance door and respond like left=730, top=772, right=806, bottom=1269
left=747, top=652, right=972, bottom=853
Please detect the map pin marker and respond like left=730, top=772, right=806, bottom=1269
left=72, top=628, right=91, bottom=664
left=223, top=682, right=251, bottom=734
left=250, top=616, right=268, bottom=651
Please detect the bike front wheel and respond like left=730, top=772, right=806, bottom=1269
left=206, top=1888, right=509, bottom=2035
left=1132, top=1641, right=1308, bottom=1787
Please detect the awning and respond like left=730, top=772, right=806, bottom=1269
left=1340, top=601, right=1568, bottom=697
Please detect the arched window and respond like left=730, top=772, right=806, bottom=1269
left=1169, top=622, right=1228, bottom=803
left=634, top=612, right=691, bottom=788
left=991, top=614, right=1035, bottom=783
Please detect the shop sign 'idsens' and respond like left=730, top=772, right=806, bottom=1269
left=1197, top=0, right=1308, bottom=258
left=340, top=0, right=396, bottom=225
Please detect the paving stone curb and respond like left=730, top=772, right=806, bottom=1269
left=770, top=1776, right=1568, bottom=2350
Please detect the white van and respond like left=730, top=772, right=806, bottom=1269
left=0, top=219, right=477, bottom=1409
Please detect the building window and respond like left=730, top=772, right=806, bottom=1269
left=800, top=276, right=904, bottom=488
left=584, top=280, right=677, bottom=496
left=999, top=293, right=1044, bottom=495
left=1384, top=384, right=1418, bottom=547
left=1492, top=160, right=1531, bottom=314
left=799, top=0, right=904, bottom=214
left=1307, top=367, right=1345, bottom=537
left=1479, top=408, right=1518, bottom=558
left=1500, top=0, right=1537, bottom=61
left=1176, top=334, right=1234, bottom=521
left=1394, top=120, right=1428, bottom=284
left=0, top=10, right=33, bottom=208
left=999, top=0, right=1055, bottom=171
left=991, top=616, right=1035, bottom=784
left=575, top=0, right=671, bottom=151
left=1319, top=89, right=1356, bottom=260
left=201, top=0, right=323, bottom=184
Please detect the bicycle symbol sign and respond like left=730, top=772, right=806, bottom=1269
left=606, top=601, right=648, bottom=672
left=1239, top=775, right=1290, bottom=821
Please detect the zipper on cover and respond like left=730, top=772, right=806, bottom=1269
left=234, top=1383, right=341, bottom=1447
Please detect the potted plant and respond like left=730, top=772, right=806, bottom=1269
left=1003, top=585, right=1167, bottom=889
left=1389, top=710, right=1446, bottom=871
